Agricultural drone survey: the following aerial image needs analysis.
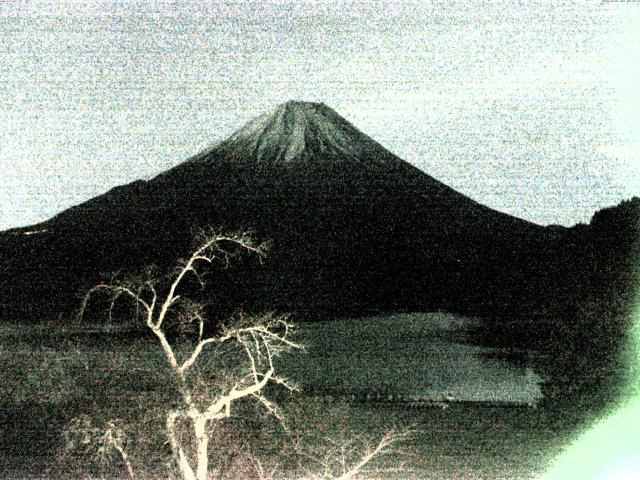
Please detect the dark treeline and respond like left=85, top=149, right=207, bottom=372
left=477, top=197, right=640, bottom=407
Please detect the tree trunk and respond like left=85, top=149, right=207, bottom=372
left=194, top=416, right=210, bottom=480
left=167, top=412, right=197, bottom=480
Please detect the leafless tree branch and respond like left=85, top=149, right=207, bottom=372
left=78, top=230, right=298, bottom=480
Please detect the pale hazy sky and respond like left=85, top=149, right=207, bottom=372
left=1, top=0, right=639, bottom=229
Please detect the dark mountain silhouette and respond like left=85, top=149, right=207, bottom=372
left=0, top=101, right=637, bottom=325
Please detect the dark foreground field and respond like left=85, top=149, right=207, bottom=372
left=0, top=313, right=626, bottom=479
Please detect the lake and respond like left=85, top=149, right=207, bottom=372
left=281, top=312, right=543, bottom=405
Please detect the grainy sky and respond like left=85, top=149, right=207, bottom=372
left=1, top=0, right=638, bottom=229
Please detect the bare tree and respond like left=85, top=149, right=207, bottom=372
left=79, top=229, right=411, bottom=480
left=79, top=230, right=300, bottom=480
left=296, top=430, right=413, bottom=480
left=62, top=415, right=136, bottom=479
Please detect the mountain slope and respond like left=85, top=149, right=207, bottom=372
left=1, top=101, right=555, bottom=320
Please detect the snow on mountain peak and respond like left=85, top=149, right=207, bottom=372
left=215, top=101, right=384, bottom=166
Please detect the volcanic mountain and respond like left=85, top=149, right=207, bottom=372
left=1, top=101, right=567, bottom=320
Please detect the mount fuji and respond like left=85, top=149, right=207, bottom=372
left=0, top=101, right=591, bottom=321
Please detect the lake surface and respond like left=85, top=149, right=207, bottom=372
left=281, top=312, right=543, bottom=404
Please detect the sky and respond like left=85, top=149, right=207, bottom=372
left=1, top=0, right=639, bottom=229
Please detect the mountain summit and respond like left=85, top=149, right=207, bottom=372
left=217, top=101, right=383, bottom=165
left=189, top=101, right=413, bottom=178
